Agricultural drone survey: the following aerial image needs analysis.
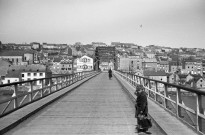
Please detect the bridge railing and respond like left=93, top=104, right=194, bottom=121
left=115, top=70, right=205, bottom=135
left=0, top=71, right=97, bottom=118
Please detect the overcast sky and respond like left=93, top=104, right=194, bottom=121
left=0, top=0, right=205, bottom=48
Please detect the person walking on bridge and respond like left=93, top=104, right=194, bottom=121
left=108, top=68, right=112, bottom=80
left=135, top=84, right=150, bottom=133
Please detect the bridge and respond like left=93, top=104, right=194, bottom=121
left=0, top=71, right=204, bottom=135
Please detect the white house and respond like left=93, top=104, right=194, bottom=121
left=1, top=70, right=20, bottom=84
left=2, top=65, right=52, bottom=85
left=76, top=55, right=93, bottom=72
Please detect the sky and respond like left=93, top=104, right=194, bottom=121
left=0, top=0, right=205, bottom=48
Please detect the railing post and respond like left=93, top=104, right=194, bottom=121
left=139, top=77, right=142, bottom=85
left=13, top=84, right=18, bottom=109
left=41, top=79, right=44, bottom=97
left=29, top=81, right=33, bottom=102
left=73, top=74, right=75, bottom=83
left=49, top=78, right=52, bottom=93
left=69, top=75, right=71, bottom=85
left=164, top=84, right=168, bottom=108
left=82, top=72, right=84, bottom=79
left=148, top=80, right=151, bottom=98
left=176, top=87, right=182, bottom=117
left=196, top=94, right=203, bottom=132
left=154, top=82, right=158, bottom=101
left=65, top=76, right=68, bottom=87
left=60, top=76, right=63, bottom=88
left=77, top=73, right=79, bottom=81
left=56, top=77, right=58, bottom=91
left=143, top=78, right=146, bottom=87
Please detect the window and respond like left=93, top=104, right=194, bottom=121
left=82, top=58, right=87, bottom=62
left=22, top=74, right=24, bottom=77
left=27, top=73, right=31, bottom=76
left=1, top=76, right=5, bottom=80
left=8, top=80, right=10, bottom=84
left=40, top=73, right=43, bottom=76
left=34, top=73, right=37, bottom=76
left=83, top=65, right=88, bottom=69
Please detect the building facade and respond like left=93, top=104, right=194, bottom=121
left=76, top=55, right=93, bottom=72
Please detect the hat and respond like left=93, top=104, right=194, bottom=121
left=136, top=84, right=144, bottom=91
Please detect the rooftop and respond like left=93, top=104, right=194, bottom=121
left=143, top=70, right=167, bottom=76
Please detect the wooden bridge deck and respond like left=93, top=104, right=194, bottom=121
left=2, top=73, right=164, bottom=135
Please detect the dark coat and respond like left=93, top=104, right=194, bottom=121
left=108, top=69, right=112, bottom=77
left=135, top=91, right=148, bottom=118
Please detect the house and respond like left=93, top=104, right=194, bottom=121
left=142, top=58, right=158, bottom=70
left=145, top=51, right=155, bottom=58
left=134, top=69, right=144, bottom=76
left=143, top=70, right=168, bottom=91
left=0, top=50, right=39, bottom=65
left=30, top=42, right=41, bottom=50
left=133, top=49, right=144, bottom=58
left=75, top=55, right=93, bottom=72
left=51, top=57, right=63, bottom=74
left=169, top=61, right=183, bottom=73
left=185, top=74, right=205, bottom=89
left=161, top=47, right=172, bottom=53
left=2, top=69, right=21, bottom=84
left=1, top=64, right=52, bottom=85
left=182, top=60, right=202, bottom=75
left=82, top=46, right=95, bottom=57
left=21, top=65, right=52, bottom=85
left=202, top=59, right=205, bottom=75
left=117, top=56, right=143, bottom=73
left=129, top=56, right=143, bottom=73
left=59, top=59, right=73, bottom=74
left=0, top=59, right=12, bottom=84
left=168, top=73, right=187, bottom=85
left=117, top=57, right=130, bottom=71
left=143, top=70, right=168, bottom=82
left=158, top=61, right=169, bottom=73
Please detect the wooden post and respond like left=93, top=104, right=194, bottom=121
left=13, top=84, right=18, bottom=109
left=41, top=79, right=44, bottom=97
left=196, top=94, right=203, bottom=132
left=164, top=84, right=168, bottom=108
left=49, top=78, right=52, bottom=93
left=176, top=87, right=182, bottom=117
left=154, top=81, right=158, bottom=101
left=29, top=81, right=33, bottom=101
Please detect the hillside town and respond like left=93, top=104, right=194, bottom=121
left=0, top=41, right=205, bottom=91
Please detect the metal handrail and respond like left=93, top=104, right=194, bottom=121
left=0, top=71, right=97, bottom=117
left=115, top=70, right=205, bottom=135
